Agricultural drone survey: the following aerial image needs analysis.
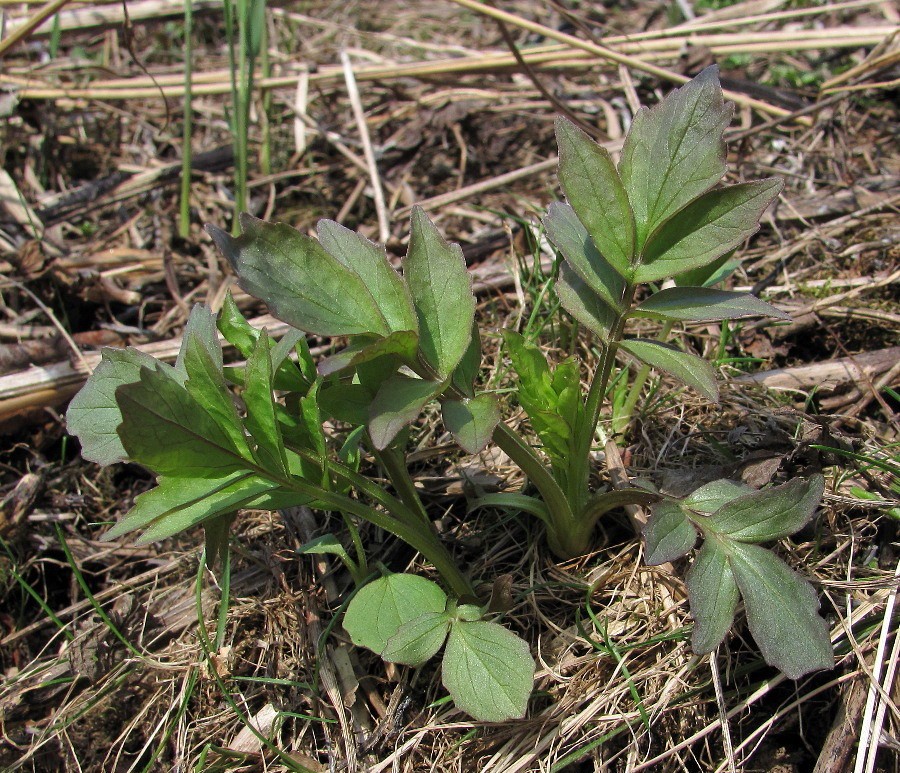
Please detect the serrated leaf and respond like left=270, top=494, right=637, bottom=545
left=633, top=286, right=790, bottom=322
left=442, top=395, right=500, bottom=454
left=635, top=179, right=783, bottom=283
left=543, top=202, right=627, bottom=311
left=555, top=118, right=636, bottom=277
left=442, top=620, right=534, bottom=722
left=555, top=262, right=617, bottom=338
left=243, top=332, right=289, bottom=474
left=619, top=65, right=733, bottom=246
left=317, top=330, right=419, bottom=377
left=643, top=501, right=698, bottom=564
left=382, top=611, right=452, bottom=666
left=317, top=219, right=418, bottom=334
left=103, top=471, right=278, bottom=543
left=502, top=330, right=555, bottom=406
left=683, top=479, right=753, bottom=514
left=620, top=339, right=718, bottom=402
left=685, top=539, right=740, bottom=654
left=66, top=347, right=172, bottom=466
left=404, top=207, right=475, bottom=377
left=728, top=541, right=833, bottom=679
left=207, top=214, right=391, bottom=337
left=116, top=364, right=248, bottom=477
left=368, top=373, right=443, bottom=450
left=708, top=475, right=825, bottom=542
left=343, top=573, right=448, bottom=654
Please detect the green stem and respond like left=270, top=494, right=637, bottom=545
left=178, top=0, right=193, bottom=239
left=374, top=445, right=433, bottom=532
left=614, top=319, right=674, bottom=436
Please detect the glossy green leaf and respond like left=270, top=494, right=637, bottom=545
left=708, top=475, right=825, bottom=542
left=442, top=620, right=534, bottom=722
left=619, top=65, right=733, bottom=246
left=343, top=573, right=448, bottom=654
left=317, top=330, right=419, bottom=377
left=403, top=207, right=475, bottom=377
left=555, top=262, right=617, bottom=338
left=685, top=539, right=739, bottom=654
left=728, top=541, right=833, bottom=679
left=635, top=179, right=783, bottom=283
left=683, top=479, right=753, bottom=514
left=243, top=332, right=289, bottom=474
left=554, top=121, right=636, bottom=271
left=116, top=364, right=248, bottom=477
left=643, top=501, right=698, bottom=564
left=317, top=219, right=418, bottom=334
left=544, top=201, right=626, bottom=310
left=66, top=347, right=171, bottom=466
left=368, top=374, right=444, bottom=450
left=207, top=214, right=391, bottom=337
left=103, top=471, right=277, bottom=543
left=633, top=286, right=790, bottom=322
left=620, top=339, right=718, bottom=402
left=442, top=395, right=501, bottom=454
left=382, top=611, right=451, bottom=666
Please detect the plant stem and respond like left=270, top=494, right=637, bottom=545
left=374, top=446, right=433, bottom=531
left=179, top=0, right=193, bottom=239
left=613, top=320, right=673, bottom=437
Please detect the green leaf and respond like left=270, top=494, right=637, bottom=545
left=66, top=347, right=171, bottom=466
left=368, top=373, right=443, bottom=450
left=635, top=179, right=783, bottom=283
left=728, top=542, right=833, bottom=679
left=469, top=493, right=551, bottom=526
left=116, top=364, right=248, bottom=477
left=683, top=479, right=753, bottom=514
left=203, top=512, right=235, bottom=568
left=708, top=475, right=825, bottom=542
left=685, top=539, right=740, bottom=654
left=318, top=382, right=372, bottom=426
left=451, top=324, right=482, bottom=398
left=581, top=488, right=658, bottom=528
left=298, top=534, right=353, bottom=565
left=619, top=339, right=718, bottom=402
left=103, top=471, right=279, bottom=543
left=442, top=395, right=500, bottom=454
left=555, top=262, right=617, bottom=338
left=243, top=332, right=289, bottom=474
left=343, top=573, right=448, bottom=654
left=382, top=611, right=452, bottom=666
left=674, top=252, right=739, bottom=288
left=619, top=65, right=733, bottom=246
left=502, top=330, right=554, bottom=407
left=217, top=291, right=258, bottom=357
left=403, top=207, right=475, bottom=377
left=317, top=331, right=419, bottom=377
left=207, top=214, right=391, bottom=337
left=317, top=219, right=418, bottom=334
left=175, top=304, right=223, bottom=377
left=442, top=620, right=534, bottom=722
left=544, top=201, right=626, bottom=310
left=643, top=501, right=698, bottom=565
left=632, top=287, right=790, bottom=322
left=554, top=122, right=636, bottom=273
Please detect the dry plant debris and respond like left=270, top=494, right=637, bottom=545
left=0, top=0, right=898, bottom=771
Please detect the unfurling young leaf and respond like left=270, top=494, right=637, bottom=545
left=619, top=339, right=719, bottom=402
left=442, top=394, right=501, bottom=454
left=685, top=539, right=740, bottom=654
left=618, top=65, right=733, bottom=247
left=343, top=573, right=448, bottom=654
left=404, top=207, right=476, bottom=378
left=643, top=501, right=698, bottom=565
left=442, top=619, right=535, bottom=722
left=632, top=286, right=790, bottom=322
left=554, top=117, right=635, bottom=278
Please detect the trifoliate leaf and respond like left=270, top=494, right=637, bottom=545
left=404, top=207, right=475, bottom=377
left=343, top=573, right=448, bottom=654
left=442, top=395, right=501, bottom=454
left=643, top=501, right=698, bottom=564
left=635, top=179, right=783, bottom=283
left=682, top=479, right=753, bottom=514
left=619, top=339, right=718, bottom=402
left=382, top=612, right=452, bottom=666
left=619, top=65, right=733, bottom=246
left=632, top=286, right=790, bottom=322
left=728, top=541, right=833, bottom=679
left=685, top=539, right=740, bottom=654
left=368, top=373, right=444, bottom=450
left=708, top=475, right=825, bottom=543
left=442, top=620, right=534, bottom=722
